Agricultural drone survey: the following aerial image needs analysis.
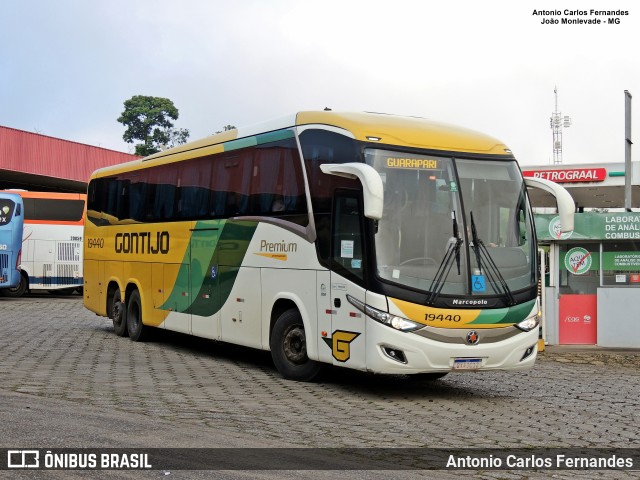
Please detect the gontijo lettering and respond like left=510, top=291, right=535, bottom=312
left=115, top=232, right=169, bottom=254
left=386, top=157, right=440, bottom=169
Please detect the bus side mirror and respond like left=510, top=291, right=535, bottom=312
left=320, top=163, right=384, bottom=220
left=524, top=176, right=575, bottom=232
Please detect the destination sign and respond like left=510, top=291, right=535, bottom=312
left=386, top=157, right=441, bottom=170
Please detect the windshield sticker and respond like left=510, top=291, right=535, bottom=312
left=449, top=181, right=458, bottom=192
left=351, top=259, right=362, bottom=269
left=472, top=274, right=486, bottom=293
left=341, top=240, right=354, bottom=258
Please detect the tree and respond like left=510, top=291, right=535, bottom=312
left=215, top=124, right=236, bottom=134
left=117, top=95, right=190, bottom=156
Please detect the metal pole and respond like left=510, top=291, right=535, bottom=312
left=539, top=248, right=546, bottom=346
left=625, top=90, right=632, bottom=211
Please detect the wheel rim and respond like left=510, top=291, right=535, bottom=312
left=282, top=325, right=307, bottom=365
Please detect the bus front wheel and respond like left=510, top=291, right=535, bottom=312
left=1, top=272, right=28, bottom=298
left=111, top=289, right=128, bottom=337
left=270, top=309, right=321, bottom=382
left=126, top=290, right=149, bottom=342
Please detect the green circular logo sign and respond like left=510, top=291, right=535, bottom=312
left=565, top=247, right=592, bottom=275
left=549, top=216, right=572, bottom=240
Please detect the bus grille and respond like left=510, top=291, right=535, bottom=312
left=0, top=253, right=8, bottom=283
left=57, top=264, right=81, bottom=285
left=42, top=263, right=53, bottom=286
left=58, top=242, right=81, bottom=262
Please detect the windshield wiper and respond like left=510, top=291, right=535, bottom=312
left=427, top=211, right=463, bottom=305
left=469, top=212, right=516, bottom=305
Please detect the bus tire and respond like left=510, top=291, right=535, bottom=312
left=111, top=289, right=128, bottom=337
left=1, top=272, right=28, bottom=298
left=126, top=289, right=148, bottom=342
left=270, top=308, right=321, bottom=382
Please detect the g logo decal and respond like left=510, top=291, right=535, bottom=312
left=322, top=330, right=361, bottom=362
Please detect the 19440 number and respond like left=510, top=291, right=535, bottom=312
left=425, top=313, right=462, bottom=322
left=87, top=238, right=104, bottom=248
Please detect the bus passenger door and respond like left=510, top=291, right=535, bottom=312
left=316, top=270, right=333, bottom=364
left=328, top=193, right=367, bottom=370
left=189, top=226, right=220, bottom=340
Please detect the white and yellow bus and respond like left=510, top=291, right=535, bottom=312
left=84, top=111, right=573, bottom=381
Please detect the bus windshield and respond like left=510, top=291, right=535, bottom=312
left=0, top=198, right=17, bottom=225
left=366, top=149, right=536, bottom=299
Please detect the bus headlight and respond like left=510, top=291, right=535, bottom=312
left=515, top=311, right=540, bottom=332
left=346, top=295, right=423, bottom=332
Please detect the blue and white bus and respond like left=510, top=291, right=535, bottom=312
left=0, top=192, right=24, bottom=290
left=1, top=190, right=85, bottom=297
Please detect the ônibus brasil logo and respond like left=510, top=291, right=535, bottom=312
left=564, top=247, right=592, bottom=275
left=549, top=216, right=573, bottom=240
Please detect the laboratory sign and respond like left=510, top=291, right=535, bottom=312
left=535, top=213, right=640, bottom=241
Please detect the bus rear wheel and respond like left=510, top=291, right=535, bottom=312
left=126, top=289, right=149, bottom=342
left=270, top=309, right=321, bottom=382
left=1, top=272, right=28, bottom=298
left=111, top=289, right=128, bottom=337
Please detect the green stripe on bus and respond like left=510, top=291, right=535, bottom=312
left=224, top=137, right=257, bottom=151
left=223, top=129, right=294, bottom=152
left=255, top=129, right=295, bottom=144
left=160, top=219, right=258, bottom=317
left=468, top=299, right=535, bottom=325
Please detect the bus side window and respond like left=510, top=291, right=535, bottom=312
left=332, top=193, right=365, bottom=283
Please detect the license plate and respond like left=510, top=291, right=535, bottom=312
left=453, top=358, right=482, bottom=370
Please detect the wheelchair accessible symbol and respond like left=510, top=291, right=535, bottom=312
left=472, top=274, right=486, bottom=293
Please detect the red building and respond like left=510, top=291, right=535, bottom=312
left=0, top=126, right=139, bottom=192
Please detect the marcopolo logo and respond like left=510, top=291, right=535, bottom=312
left=565, top=247, right=592, bottom=275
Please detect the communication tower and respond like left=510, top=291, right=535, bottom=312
left=550, top=87, right=571, bottom=164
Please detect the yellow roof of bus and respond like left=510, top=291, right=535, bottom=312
left=90, top=111, right=511, bottom=179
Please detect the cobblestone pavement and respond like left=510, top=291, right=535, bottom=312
left=1, top=295, right=639, bottom=479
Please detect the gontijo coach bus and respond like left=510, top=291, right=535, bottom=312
left=84, top=111, right=574, bottom=381
left=0, top=192, right=24, bottom=290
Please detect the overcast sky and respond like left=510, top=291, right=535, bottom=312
left=2, top=1, right=638, bottom=166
